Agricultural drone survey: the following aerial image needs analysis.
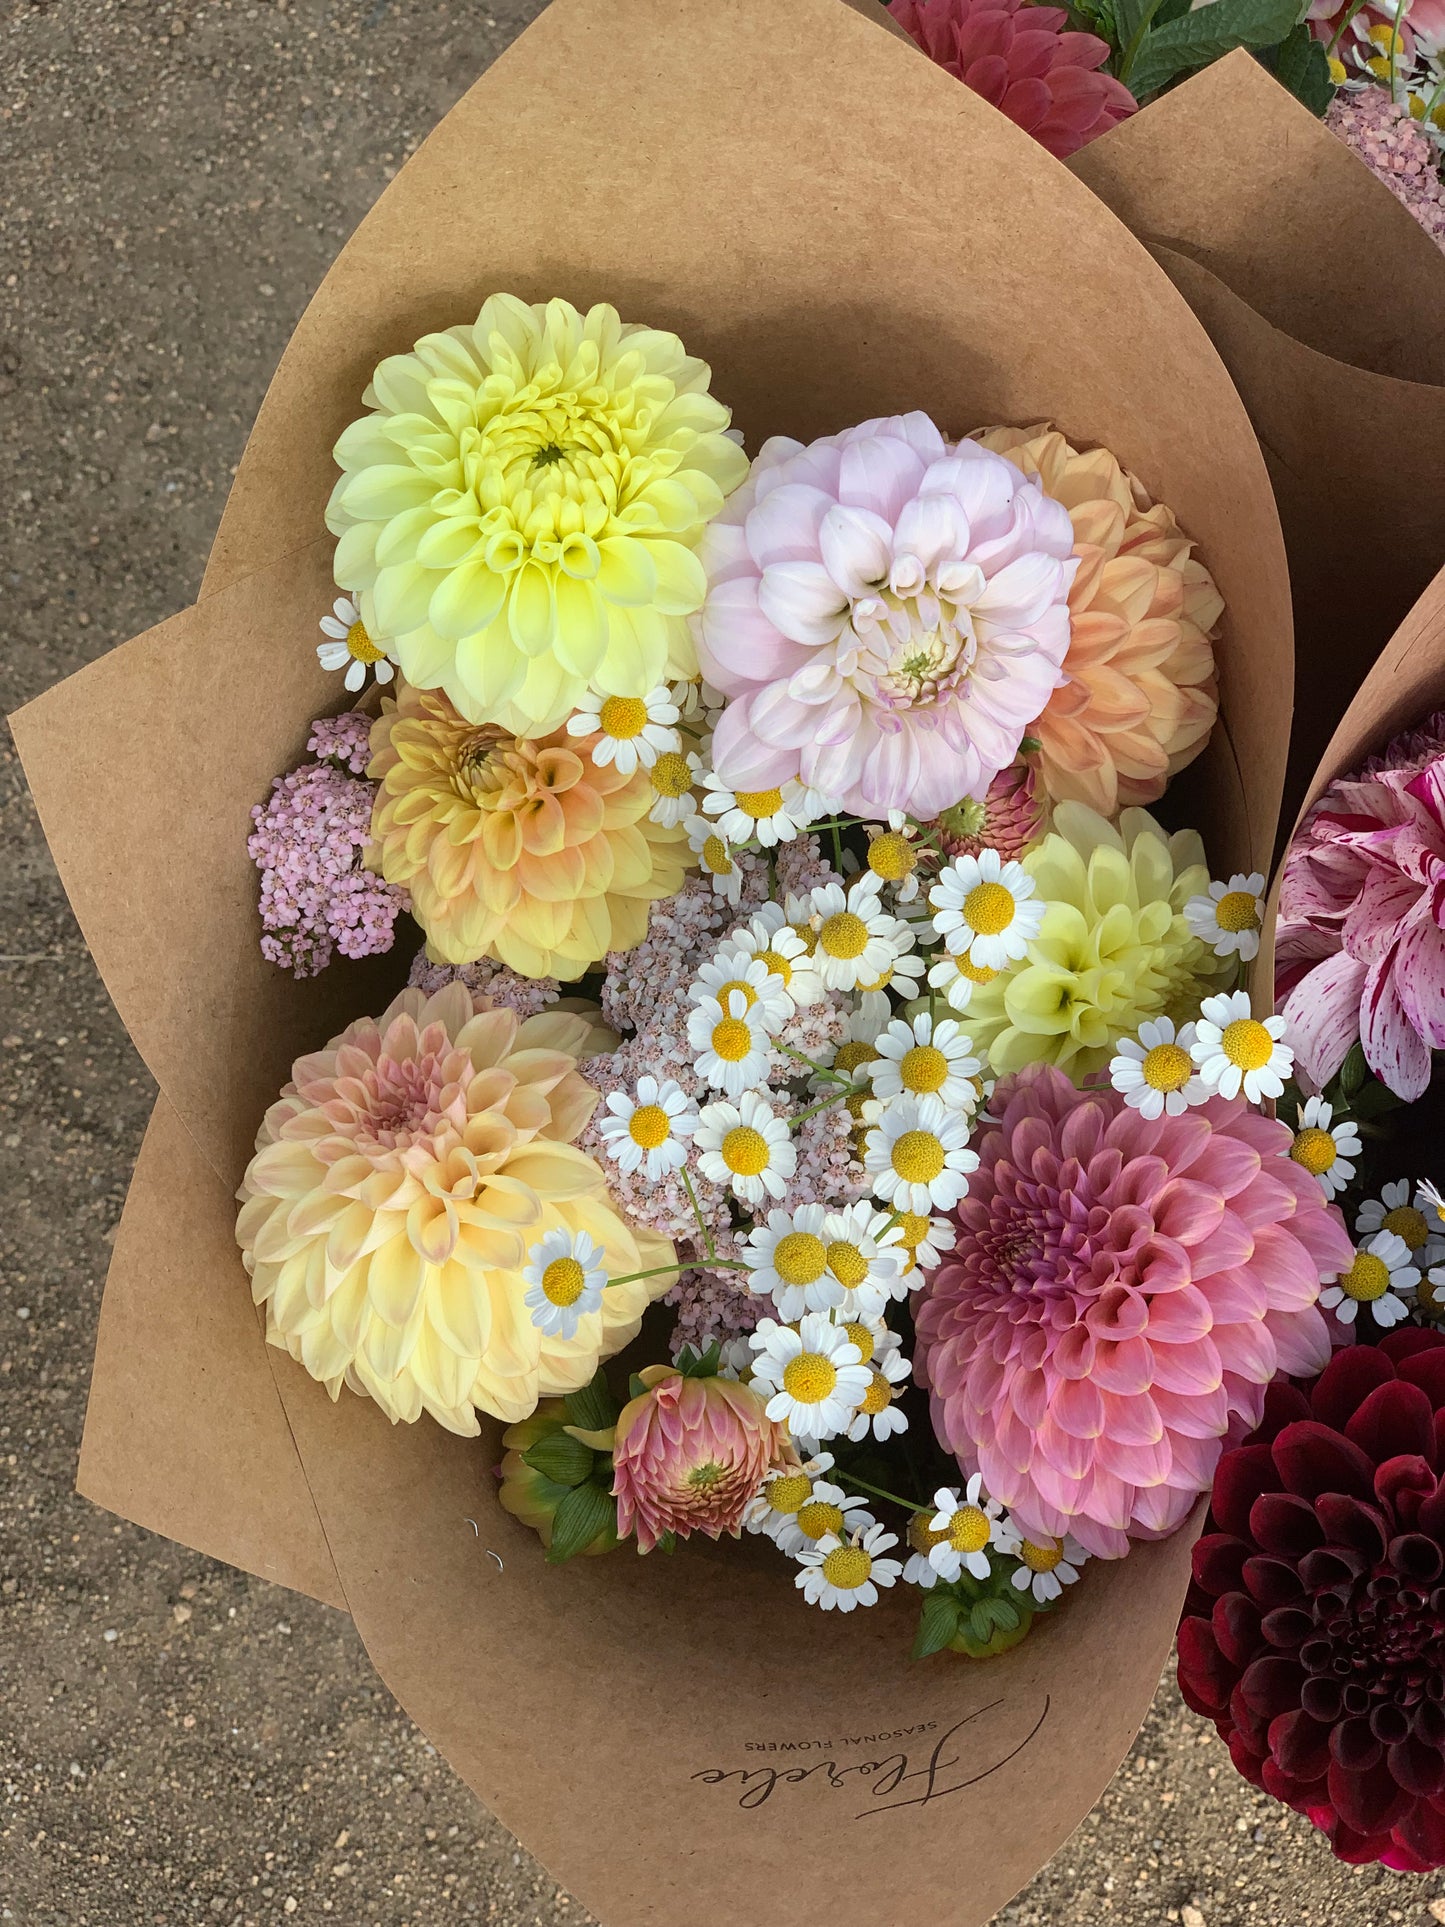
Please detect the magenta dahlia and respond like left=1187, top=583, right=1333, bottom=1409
left=1179, top=1331, right=1445, bottom=1869
left=890, top=0, right=1136, bottom=161
left=915, top=1066, right=1353, bottom=1559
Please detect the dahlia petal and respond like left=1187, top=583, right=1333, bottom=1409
left=1281, top=950, right=1369, bottom=1092
left=1272, top=1421, right=1377, bottom=1503
left=1213, top=1443, right=1281, bottom=1538
left=1361, top=945, right=1433, bottom=1101
left=1247, top=1492, right=1324, bottom=1562
left=837, top=432, right=927, bottom=523
left=1328, top=1756, right=1413, bottom=1839
left=1178, top=1614, right=1235, bottom=1713
left=756, top=559, right=848, bottom=646
left=1310, top=1343, right=1399, bottom=1431
left=742, top=481, right=834, bottom=571
left=1192, top=1532, right=1249, bottom=1597
left=1394, top=1790, right=1445, bottom=1865
left=1269, top=1709, right=1333, bottom=1784
left=1239, top=1655, right=1306, bottom=1721
left=1313, top=1491, right=1389, bottom=1563
left=1344, top=1380, right=1438, bottom=1469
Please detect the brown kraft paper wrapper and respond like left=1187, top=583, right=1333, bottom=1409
left=10, top=1, right=1299, bottom=1919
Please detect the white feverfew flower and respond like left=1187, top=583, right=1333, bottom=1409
left=843, top=1348, right=910, bottom=1442
left=691, top=947, right=793, bottom=1034
left=1005, top=1527, right=1087, bottom=1604
left=701, top=772, right=814, bottom=848
left=685, top=813, right=743, bottom=904
left=928, top=1476, right=1006, bottom=1582
left=727, top=916, right=825, bottom=1010
left=929, top=848, right=1042, bottom=971
left=317, top=593, right=395, bottom=692
left=748, top=1313, right=871, bottom=1441
left=864, top=1092, right=979, bottom=1216
left=870, top=1012, right=983, bottom=1111
left=818, top=1201, right=913, bottom=1318
left=694, top=1091, right=796, bottom=1205
left=1190, top=991, right=1294, bottom=1103
left=892, top=1209, right=956, bottom=1274
left=566, top=685, right=680, bottom=774
left=795, top=1523, right=903, bottom=1612
left=644, top=742, right=699, bottom=827
left=783, top=1479, right=878, bottom=1559
left=857, top=914, right=925, bottom=997
left=742, top=1204, right=840, bottom=1321
left=596, top=1076, right=698, bottom=1180
left=1320, top=1230, right=1420, bottom=1329
left=1108, top=1016, right=1210, bottom=1121
left=926, top=950, right=1000, bottom=1015
left=1356, top=1179, right=1445, bottom=1268
left=687, top=988, right=772, bottom=1098
left=1287, top=1096, right=1362, bottom=1202
left=742, top=1451, right=836, bottom=1546
left=1184, top=872, right=1266, bottom=963
left=521, top=1227, right=607, bottom=1342
left=807, top=878, right=900, bottom=992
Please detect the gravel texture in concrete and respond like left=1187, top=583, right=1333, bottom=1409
left=4, top=4, right=1445, bottom=1924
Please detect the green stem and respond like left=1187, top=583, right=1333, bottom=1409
left=788, top=1091, right=851, bottom=1130
left=778, top=1041, right=855, bottom=1088
left=680, top=1166, right=718, bottom=1263
left=1115, top=0, right=1166, bottom=85
left=1326, top=0, right=1369, bottom=54
left=834, top=1469, right=931, bottom=1516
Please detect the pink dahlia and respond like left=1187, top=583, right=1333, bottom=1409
left=611, top=1363, right=786, bottom=1554
left=933, top=761, right=1046, bottom=863
left=696, top=413, right=1077, bottom=819
left=890, top=0, right=1136, bottom=161
left=915, top=1066, right=1353, bottom=1559
left=1277, top=731, right=1445, bottom=1102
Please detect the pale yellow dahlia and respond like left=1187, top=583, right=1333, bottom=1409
left=976, top=425, right=1222, bottom=816
left=326, top=294, right=749, bottom=738
left=957, top=803, right=1232, bottom=1078
left=367, top=680, right=691, bottom=979
left=236, top=983, right=674, bottom=1435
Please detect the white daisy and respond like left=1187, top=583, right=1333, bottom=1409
left=645, top=745, right=699, bottom=826
left=690, top=948, right=793, bottom=1034
left=700, top=772, right=814, bottom=848
left=863, top=820, right=927, bottom=903
left=566, top=685, right=680, bottom=774
left=864, top=1093, right=979, bottom=1216
left=685, top=813, right=743, bottom=905
left=870, top=1012, right=983, bottom=1111
left=795, top=1523, right=903, bottom=1612
left=928, top=1476, right=1006, bottom=1582
left=1108, top=1016, right=1210, bottom=1120
left=520, top=1227, right=607, bottom=1341
left=317, top=593, right=395, bottom=692
left=1356, top=1180, right=1445, bottom=1267
left=726, top=916, right=824, bottom=1010
left=782, top=1479, right=878, bottom=1559
left=1287, top=1096, right=1362, bottom=1201
left=748, top=1313, right=871, bottom=1440
left=742, top=1205, right=841, bottom=1320
left=596, top=1076, right=698, bottom=1180
left=1004, top=1527, right=1087, bottom=1604
left=807, top=878, right=901, bottom=992
left=926, top=950, right=1000, bottom=1014
left=670, top=677, right=724, bottom=728
left=891, top=1209, right=956, bottom=1273
left=928, top=848, right=1043, bottom=971
left=1421, top=1266, right=1445, bottom=1326
left=1189, top=990, right=1294, bottom=1103
left=1320, top=1230, right=1420, bottom=1329
left=843, top=1348, right=910, bottom=1442
left=817, top=1201, right=913, bottom=1318
left=742, top=1452, right=840, bottom=1550
left=856, top=914, right=926, bottom=997
left=1184, top=872, right=1267, bottom=963
left=687, top=988, right=772, bottom=1099
left=694, top=1091, right=796, bottom=1205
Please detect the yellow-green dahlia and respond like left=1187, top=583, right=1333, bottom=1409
left=958, top=803, right=1233, bottom=1078
left=326, top=294, right=749, bottom=738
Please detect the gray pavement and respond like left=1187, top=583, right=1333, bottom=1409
left=2, top=3, right=1444, bottom=1923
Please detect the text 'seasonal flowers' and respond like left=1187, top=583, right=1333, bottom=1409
left=695, top=413, right=1077, bottom=819
left=915, top=1066, right=1353, bottom=1559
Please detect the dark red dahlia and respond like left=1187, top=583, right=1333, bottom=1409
left=1178, top=1330, right=1445, bottom=1869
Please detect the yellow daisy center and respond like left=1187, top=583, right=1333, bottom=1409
left=1383, top=1205, right=1430, bottom=1252
left=900, top=1043, right=949, bottom=1094
left=908, top=1512, right=949, bottom=1554
left=948, top=1505, right=990, bottom=1554
left=953, top=955, right=998, bottom=986
left=891, top=1130, right=945, bottom=1184
left=756, top=947, right=793, bottom=985
left=835, top=1040, right=879, bottom=1075
left=892, top=1211, right=929, bottom=1254
left=789, top=921, right=818, bottom=956
left=963, top=880, right=1016, bottom=935
left=820, top=1544, right=873, bottom=1591
left=736, top=787, right=784, bottom=820
left=541, top=1257, right=586, bottom=1307
left=867, top=831, right=917, bottom=882
left=860, top=1369, right=893, bottom=1416
left=1020, top=1538, right=1064, bottom=1574
left=721, top=1125, right=770, bottom=1175
left=1142, top=1043, right=1193, bottom=1094
left=345, top=618, right=384, bottom=664
left=627, top=1104, right=672, bottom=1150
left=828, top=1241, right=870, bottom=1290
left=709, top=1017, right=754, bottom=1064
left=702, top=835, right=733, bottom=876
left=1215, top=889, right=1260, bottom=934
left=598, top=695, right=649, bottom=740
left=1290, top=1127, right=1338, bottom=1177
left=1341, top=1253, right=1391, bottom=1303
left=796, top=1499, right=845, bottom=1541
left=1221, top=1018, right=1274, bottom=1072
left=820, top=910, right=869, bottom=960
left=716, top=978, right=757, bottom=1010
left=765, top=1472, right=812, bottom=1516
left=650, top=750, right=693, bottom=798
left=844, top=1320, right=876, bottom=1365
left=773, top=1232, right=827, bottom=1286
left=1418, top=1274, right=1445, bottom=1320
left=859, top=965, right=897, bottom=993
left=782, top=1352, right=838, bottom=1404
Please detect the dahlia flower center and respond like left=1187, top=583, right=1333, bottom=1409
left=721, top=1126, right=770, bottom=1176
left=891, top=1130, right=945, bottom=1184
left=861, top=1370, right=894, bottom=1416
left=963, top=880, right=1018, bottom=936
left=867, top=831, right=916, bottom=882
left=834, top=1040, right=878, bottom=1074
left=765, top=1473, right=812, bottom=1516
left=599, top=695, right=649, bottom=740
left=757, top=948, right=793, bottom=984
left=345, top=618, right=384, bottom=665
left=354, top=1054, right=452, bottom=1149
left=867, top=611, right=976, bottom=710
left=844, top=1320, right=875, bottom=1364
left=820, top=910, right=869, bottom=960
left=1290, top=1126, right=1339, bottom=1176
left=900, top=1043, right=949, bottom=1094
left=1143, top=1043, right=1194, bottom=1094
left=735, top=787, right=784, bottom=819
left=820, top=1543, right=873, bottom=1590
left=828, top=1240, right=870, bottom=1289
left=686, top=1459, right=726, bottom=1491
left=1221, top=1018, right=1274, bottom=1072
left=627, top=1104, right=672, bottom=1150
left=1383, top=1204, right=1431, bottom=1251
left=797, top=1498, right=845, bottom=1541
left=541, top=1257, right=587, bottom=1307
left=1215, top=889, right=1260, bottom=934
left=1019, top=1538, right=1064, bottom=1574
left=1341, top=1252, right=1391, bottom=1303
left=650, top=750, right=693, bottom=798
left=939, top=797, right=989, bottom=842
left=948, top=1505, right=990, bottom=1554
left=782, top=1352, right=838, bottom=1403
left=709, top=1017, right=754, bottom=1064
left=702, top=835, right=733, bottom=876
left=773, top=1232, right=827, bottom=1286
left=467, top=389, right=628, bottom=544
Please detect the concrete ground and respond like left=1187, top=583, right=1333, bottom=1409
left=3, top=3, right=1445, bottom=1923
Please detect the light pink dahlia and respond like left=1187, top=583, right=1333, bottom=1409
left=914, top=1066, right=1353, bottom=1559
left=695, top=413, right=1077, bottom=820
left=611, top=1364, right=787, bottom=1553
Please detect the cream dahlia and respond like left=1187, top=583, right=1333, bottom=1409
left=367, top=679, right=690, bottom=978
left=235, top=983, right=674, bottom=1434
left=915, top=1067, right=1354, bottom=1559
left=326, top=294, right=749, bottom=738
left=612, top=1363, right=787, bottom=1554
left=976, top=426, right=1221, bottom=816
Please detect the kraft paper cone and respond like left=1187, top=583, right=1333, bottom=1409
left=10, top=0, right=1295, bottom=1917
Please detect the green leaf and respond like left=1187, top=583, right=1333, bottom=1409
left=522, top=1430, right=596, bottom=1489
left=563, top=1367, right=619, bottom=1434
left=1128, top=0, right=1301, bottom=98
left=676, top=1340, right=722, bottom=1380
left=1113, top=0, right=1167, bottom=69
left=912, top=1588, right=962, bottom=1661
left=628, top=1373, right=649, bottom=1401
left=1267, top=23, right=1337, bottom=114
left=546, top=1479, right=617, bottom=1564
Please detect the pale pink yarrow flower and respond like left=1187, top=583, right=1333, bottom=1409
left=695, top=413, right=1077, bottom=819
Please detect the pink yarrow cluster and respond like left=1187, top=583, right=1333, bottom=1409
left=1326, top=89, right=1445, bottom=250
left=247, top=713, right=408, bottom=977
